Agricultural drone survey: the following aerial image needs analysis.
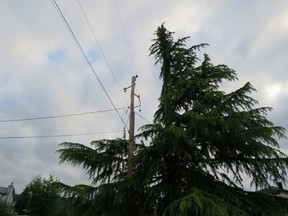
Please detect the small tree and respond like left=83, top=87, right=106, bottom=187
left=16, top=175, right=60, bottom=216
left=0, top=200, right=13, bottom=216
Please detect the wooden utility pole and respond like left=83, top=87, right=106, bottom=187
left=127, top=75, right=136, bottom=178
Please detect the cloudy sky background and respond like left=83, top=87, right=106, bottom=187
left=1, top=0, right=288, bottom=193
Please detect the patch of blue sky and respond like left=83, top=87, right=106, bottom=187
left=87, top=49, right=98, bottom=64
left=48, top=49, right=64, bottom=62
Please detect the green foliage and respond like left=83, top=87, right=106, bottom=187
left=16, top=175, right=60, bottom=216
left=0, top=200, right=13, bottom=216
left=163, top=188, right=247, bottom=216
left=57, top=139, right=134, bottom=185
left=56, top=24, right=288, bottom=215
left=56, top=140, right=147, bottom=215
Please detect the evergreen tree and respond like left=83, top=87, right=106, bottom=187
left=56, top=24, right=288, bottom=215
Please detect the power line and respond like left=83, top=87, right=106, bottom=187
left=135, top=111, right=151, bottom=124
left=112, top=0, right=139, bottom=76
left=77, top=0, right=129, bottom=105
left=0, top=130, right=121, bottom=139
left=0, top=107, right=126, bottom=123
left=51, top=0, right=128, bottom=130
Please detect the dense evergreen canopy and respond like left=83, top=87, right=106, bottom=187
left=57, top=25, right=288, bottom=216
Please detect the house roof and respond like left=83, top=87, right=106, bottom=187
left=0, top=187, right=8, bottom=194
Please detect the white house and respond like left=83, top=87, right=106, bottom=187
left=0, top=182, right=15, bottom=204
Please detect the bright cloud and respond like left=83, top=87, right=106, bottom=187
left=265, top=83, right=288, bottom=104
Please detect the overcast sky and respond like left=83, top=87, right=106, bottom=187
left=1, top=0, right=288, bottom=193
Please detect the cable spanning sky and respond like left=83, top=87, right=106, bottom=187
left=1, top=0, right=288, bottom=192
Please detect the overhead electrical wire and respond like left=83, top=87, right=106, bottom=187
left=112, top=0, right=151, bottom=128
left=77, top=0, right=129, bottom=105
left=0, top=130, right=121, bottom=139
left=51, top=0, right=128, bottom=130
left=0, top=107, right=126, bottom=123
left=77, top=0, right=145, bottom=131
left=112, top=0, right=139, bottom=76
left=135, top=111, right=151, bottom=124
